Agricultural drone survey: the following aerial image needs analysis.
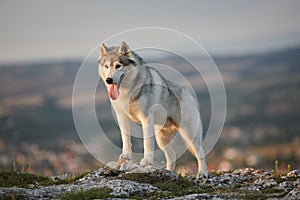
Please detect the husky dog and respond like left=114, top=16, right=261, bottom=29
left=98, top=41, right=207, bottom=177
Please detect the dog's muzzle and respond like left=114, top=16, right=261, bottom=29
left=106, top=71, right=125, bottom=85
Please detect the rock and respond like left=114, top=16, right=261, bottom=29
left=253, top=177, right=277, bottom=189
left=169, top=193, right=225, bottom=200
left=275, top=181, right=294, bottom=191
left=1, top=163, right=300, bottom=199
left=264, top=178, right=278, bottom=188
left=293, top=178, right=300, bottom=187
left=106, top=159, right=144, bottom=172
left=102, top=179, right=159, bottom=197
left=283, top=187, right=300, bottom=199
left=233, top=167, right=255, bottom=175
left=287, top=170, right=300, bottom=178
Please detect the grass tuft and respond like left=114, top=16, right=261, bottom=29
left=275, top=160, right=279, bottom=173
left=287, top=164, right=291, bottom=173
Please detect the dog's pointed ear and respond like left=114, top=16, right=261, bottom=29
left=118, top=41, right=131, bottom=58
left=100, top=43, right=107, bottom=56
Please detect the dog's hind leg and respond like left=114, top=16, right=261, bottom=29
left=178, top=126, right=208, bottom=178
left=155, top=125, right=176, bottom=171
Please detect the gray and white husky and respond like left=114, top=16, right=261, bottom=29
left=98, top=41, right=207, bottom=177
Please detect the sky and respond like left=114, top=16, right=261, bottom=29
left=0, top=0, right=300, bottom=64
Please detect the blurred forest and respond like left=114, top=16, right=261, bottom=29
left=0, top=47, right=299, bottom=176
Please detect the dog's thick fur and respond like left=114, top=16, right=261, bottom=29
left=98, top=42, right=207, bottom=177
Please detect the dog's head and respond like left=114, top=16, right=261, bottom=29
left=98, top=41, right=136, bottom=100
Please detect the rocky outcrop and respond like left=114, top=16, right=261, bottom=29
left=0, top=160, right=299, bottom=199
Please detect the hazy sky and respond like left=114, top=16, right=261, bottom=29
left=0, top=0, right=300, bottom=64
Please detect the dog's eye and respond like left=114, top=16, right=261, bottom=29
left=115, top=64, right=122, bottom=69
left=104, top=65, right=109, bottom=69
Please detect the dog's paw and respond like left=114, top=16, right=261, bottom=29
left=119, top=153, right=132, bottom=161
left=140, top=157, right=153, bottom=166
left=197, top=172, right=209, bottom=180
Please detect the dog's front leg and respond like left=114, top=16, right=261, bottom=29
left=140, top=117, right=155, bottom=166
left=116, top=112, right=132, bottom=161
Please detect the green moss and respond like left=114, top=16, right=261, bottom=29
left=271, top=172, right=297, bottom=184
left=59, top=188, right=112, bottom=200
left=0, top=170, right=90, bottom=188
left=217, top=186, right=288, bottom=199
left=237, top=191, right=268, bottom=200
left=120, top=172, right=214, bottom=198
left=262, top=187, right=285, bottom=194
left=0, top=171, right=50, bottom=188
left=239, top=188, right=288, bottom=200
left=121, top=172, right=189, bottom=191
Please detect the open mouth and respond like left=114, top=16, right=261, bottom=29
left=108, top=84, right=119, bottom=100
left=108, top=74, right=124, bottom=100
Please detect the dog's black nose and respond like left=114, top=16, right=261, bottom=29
left=106, top=78, right=113, bottom=84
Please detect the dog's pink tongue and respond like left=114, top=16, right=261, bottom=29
left=109, top=84, right=119, bottom=100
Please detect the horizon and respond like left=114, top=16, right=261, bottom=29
left=1, top=43, right=300, bottom=67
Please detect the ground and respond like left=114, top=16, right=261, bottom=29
left=0, top=159, right=299, bottom=199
